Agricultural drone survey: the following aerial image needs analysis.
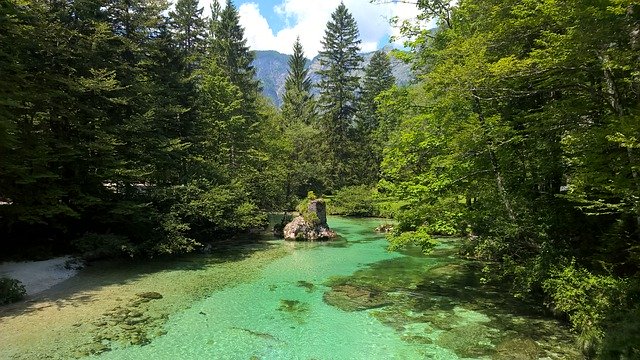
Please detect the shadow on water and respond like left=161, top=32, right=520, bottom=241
left=0, top=231, right=287, bottom=358
left=0, top=237, right=277, bottom=315
left=322, top=239, right=581, bottom=359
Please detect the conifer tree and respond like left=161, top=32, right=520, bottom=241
left=317, top=3, right=363, bottom=139
left=280, top=37, right=328, bottom=202
left=282, top=37, right=315, bottom=125
left=169, top=0, right=207, bottom=68
left=204, top=0, right=262, bottom=175
left=209, top=0, right=260, bottom=106
left=349, top=50, right=396, bottom=185
left=357, top=50, right=395, bottom=135
left=317, top=3, right=363, bottom=187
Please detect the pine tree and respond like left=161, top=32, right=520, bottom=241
left=169, top=0, right=207, bottom=68
left=317, top=3, right=362, bottom=138
left=280, top=37, right=328, bottom=203
left=203, top=0, right=262, bottom=175
left=316, top=3, right=363, bottom=187
left=282, top=37, right=315, bottom=125
left=357, top=50, right=395, bottom=135
left=348, top=50, right=396, bottom=185
left=209, top=0, right=260, bottom=106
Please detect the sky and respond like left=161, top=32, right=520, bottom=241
left=198, top=0, right=427, bottom=57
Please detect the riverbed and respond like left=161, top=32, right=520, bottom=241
left=0, top=217, right=580, bottom=359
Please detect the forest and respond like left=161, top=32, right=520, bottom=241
left=1, top=0, right=639, bottom=358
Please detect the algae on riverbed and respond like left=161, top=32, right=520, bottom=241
left=327, top=239, right=581, bottom=359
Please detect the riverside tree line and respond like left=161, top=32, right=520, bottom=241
left=1, top=0, right=639, bottom=357
left=0, top=0, right=395, bottom=257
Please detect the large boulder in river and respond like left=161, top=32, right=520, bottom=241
left=283, top=199, right=337, bottom=241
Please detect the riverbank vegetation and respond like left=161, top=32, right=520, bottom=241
left=372, top=0, right=640, bottom=357
left=1, top=0, right=638, bottom=356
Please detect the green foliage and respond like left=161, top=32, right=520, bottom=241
left=294, top=196, right=321, bottom=226
left=277, top=39, right=330, bottom=206
left=295, top=196, right=312, bottom=215
left=0, top=0, right=282, bottom=258
left=328, top=186, right=376, bottom=217
left=386, top=226, right=436, bottom=254
left=72, top=234, right=135, bottom=260
left=394, top=197, right=464, bottom=236
left=600, top=306, right=640, bottom=360
left=317, top=3, right=364, bottom=188
left=209, top=0, right=260, bottom=108
left=302, top=211, right=321, bottom=227
left=282, top=37, right=315, bottom=125
left=357, top=50, right=395, bottom=136
left=327, top=185, right=405, bottom=218
left=380, top=0, right=640, bottom=353
left=543, top=261, right=629, bottom=355
left=0, top=277, right=26, bottom=305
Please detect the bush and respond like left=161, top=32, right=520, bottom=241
left=327, top=186, right=405, bottom=218
left=386, top=226, right=436, bottom=254
left=0, top=277, right=27, bottom=305
left=296, top=193, right=322, bottom=225
left=543, top=261, right=629, bottom=357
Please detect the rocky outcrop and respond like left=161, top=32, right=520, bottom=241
left=283, top=199, right=337, bottom=241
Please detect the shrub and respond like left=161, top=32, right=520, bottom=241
left=386, top=226, right=437, bottom=254
left=296, top=193, right=322, bottom=226
left=0, top=277, right=27, bottom=305
left=543, top=261, right=628, bottom=357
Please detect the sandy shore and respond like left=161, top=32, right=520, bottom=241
left=0, top=256, right=81, bottom=296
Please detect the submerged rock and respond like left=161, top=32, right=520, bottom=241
left=495, top=337, right=541, bottom=359
left=283, top=199, right=337, bottom=241
left=323, top=284, right=391, bottom=311
left=296, top=280, right=315, bottom=293
left=136, top=292, right=163, bottom=300
left=277, top=299, right=310, bottom=324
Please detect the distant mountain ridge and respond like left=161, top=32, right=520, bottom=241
left=252, top=47, right=413, bottom=106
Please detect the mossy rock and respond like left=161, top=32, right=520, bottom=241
left=495, top=337, right=541, bottom=360
left=323, top=284, right=391, bottom=311
left=278, top=299, right=309, bottom=314
left=277, top=299, right=310, bottom=324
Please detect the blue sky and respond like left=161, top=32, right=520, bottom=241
left=198, top=0, right=427, bottom=56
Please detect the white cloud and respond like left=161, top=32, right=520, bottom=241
left=199, top=0, right=427, bottom=57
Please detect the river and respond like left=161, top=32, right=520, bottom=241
left=0, top=217, right=580, bottom=359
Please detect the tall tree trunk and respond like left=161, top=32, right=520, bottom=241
left=472, top=91, right=516, bottom=221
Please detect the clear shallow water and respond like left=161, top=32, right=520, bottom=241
left=87, top=217, right=579, bottom=360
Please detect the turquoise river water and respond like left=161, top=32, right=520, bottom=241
left=92, top=217, right=579, bottom=359
left=0, top=217, right=581, bottom=359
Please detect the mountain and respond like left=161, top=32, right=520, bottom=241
left=252, top=47, right=413, bottom=107
left=252, top=50, right=291, bottom=107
